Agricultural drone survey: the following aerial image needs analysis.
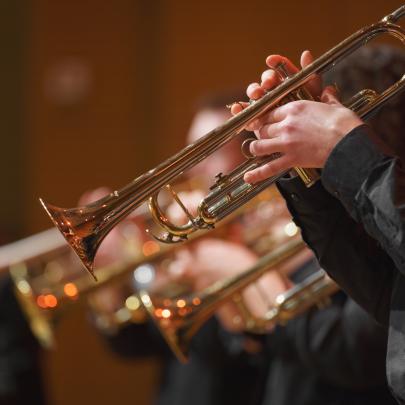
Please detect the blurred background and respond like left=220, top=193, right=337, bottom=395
left=0, top=0, right=402, bottom=404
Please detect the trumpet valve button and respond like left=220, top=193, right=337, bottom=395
left=241, top=138, right=255, bottom=159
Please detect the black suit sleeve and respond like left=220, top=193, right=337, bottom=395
left=102, top=321, right=172, bottom=359
left=322, top=124, right=405, bottom=275
left=267, top=295, right=389, bottom=389
left=277, top=176, right=395, bottom=325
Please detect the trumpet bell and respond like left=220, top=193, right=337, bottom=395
left=40, top=198, right=101, bottom=281
left=140, top=291, right=190, bottom=363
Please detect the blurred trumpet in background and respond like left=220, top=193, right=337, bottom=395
left=139, top=226, right=339, bottom=363
left=0, top=210, right=172, bottom=347
left=88, top=185, right=340, bottom=363
left=87, top=185, right=297, bottom=334
left=0, top=181, right=291, bottom=347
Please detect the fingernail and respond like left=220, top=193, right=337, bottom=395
left=244, top=173, right=253, bottom=184
left=249, top=141, right=256, bottom=154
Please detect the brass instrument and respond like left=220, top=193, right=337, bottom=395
left=87, top=187, right=338, bottom=361
left=139, top=238, right=339, bottom=363
left=0, top=225, right=173, bottom=348
left=88, top=185, right=290, bottom=333
left=3, top=184, right=280, bottom=346
left=40, top=7, right=405, bottom=281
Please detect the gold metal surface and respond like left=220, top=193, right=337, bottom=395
left=40, top=6, right=405, bottom=280
left=0, top=227, right=174, bottom=347
left=139, top=238, right=310, bottom=363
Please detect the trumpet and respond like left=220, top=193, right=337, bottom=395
left=88, top=185, right=291, bottom=333
left=40, top=6, right=405, bottom=280
left=3, top=184, right=281, bottom=346
left=139, top=238, right=339, bottom=363
left=0, top=224, right=174, bottom=348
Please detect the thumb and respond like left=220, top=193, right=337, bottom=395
left=321, top=85, right=341, bottom=105
left=300, top=49, right=314, bottom=68
left=300, top=50, right=322, bottom=98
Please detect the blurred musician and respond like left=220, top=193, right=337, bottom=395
left=88, top=90, right=279, bottom=405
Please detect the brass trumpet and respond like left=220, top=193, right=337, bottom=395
left=88, top=185, right=291, bottom=333
left=4, top=184, right=280, bottom=346
left=139, top=238, right=339, bottom=363
left=0, top=225, right=173, bottom=348
left=40, top=7, right=405, bottom=280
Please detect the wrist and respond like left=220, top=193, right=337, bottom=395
left=321, top=111, right=363, bottom=167
left=334, top=109, right=363, bottom=141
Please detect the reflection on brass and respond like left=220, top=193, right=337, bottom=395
left=40, top=7, right=405, bottom=281
left=88, top=186, right=288, bottom=334
left=2, top=186, right=282, bottom=346
left=0, top=228, right=174, bottom=347
left=139, top=238, right=335, bottom=363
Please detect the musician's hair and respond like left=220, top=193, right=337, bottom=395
left=325, top=44, right=405, bottom=157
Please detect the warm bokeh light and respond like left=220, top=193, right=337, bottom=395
left=284, top=221, right=298, bottom=237
left=44, top=294, right=58, bottom=308
left=17, top=279, right=31, bottom=295
left=192, top=297, right=201, bottom=306
left=142, top=241, right=160, bottom=256
left=141, top=294, right=151, bottom=306
left=176, top=299, right=186, bottom=308
left=64, top=282, right=78, bottom=298
left=125, top=295, right=141, bottom=311
left=161, top=309, right=171, bottom=319
left=36, top=295, right=47, bottom=309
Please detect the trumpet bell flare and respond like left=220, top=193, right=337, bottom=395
left=39, top=198, right=98, bottom=281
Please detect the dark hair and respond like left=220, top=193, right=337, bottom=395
left=325, top=45, right=405, bottom=156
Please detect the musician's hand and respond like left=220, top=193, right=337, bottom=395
left=168, top=238, right=257, bottom=288
left=243, top=88, right=363, bottom=183
left=168, top=238, right=290, bottom=332
left=231, top=51, right=363, bottom=183
left=231, top=50, right=321, bottom=129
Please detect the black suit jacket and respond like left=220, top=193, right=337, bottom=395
left=105, top=317, right=269, bottom=405
left=276, top=124, right=405, bottom=403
